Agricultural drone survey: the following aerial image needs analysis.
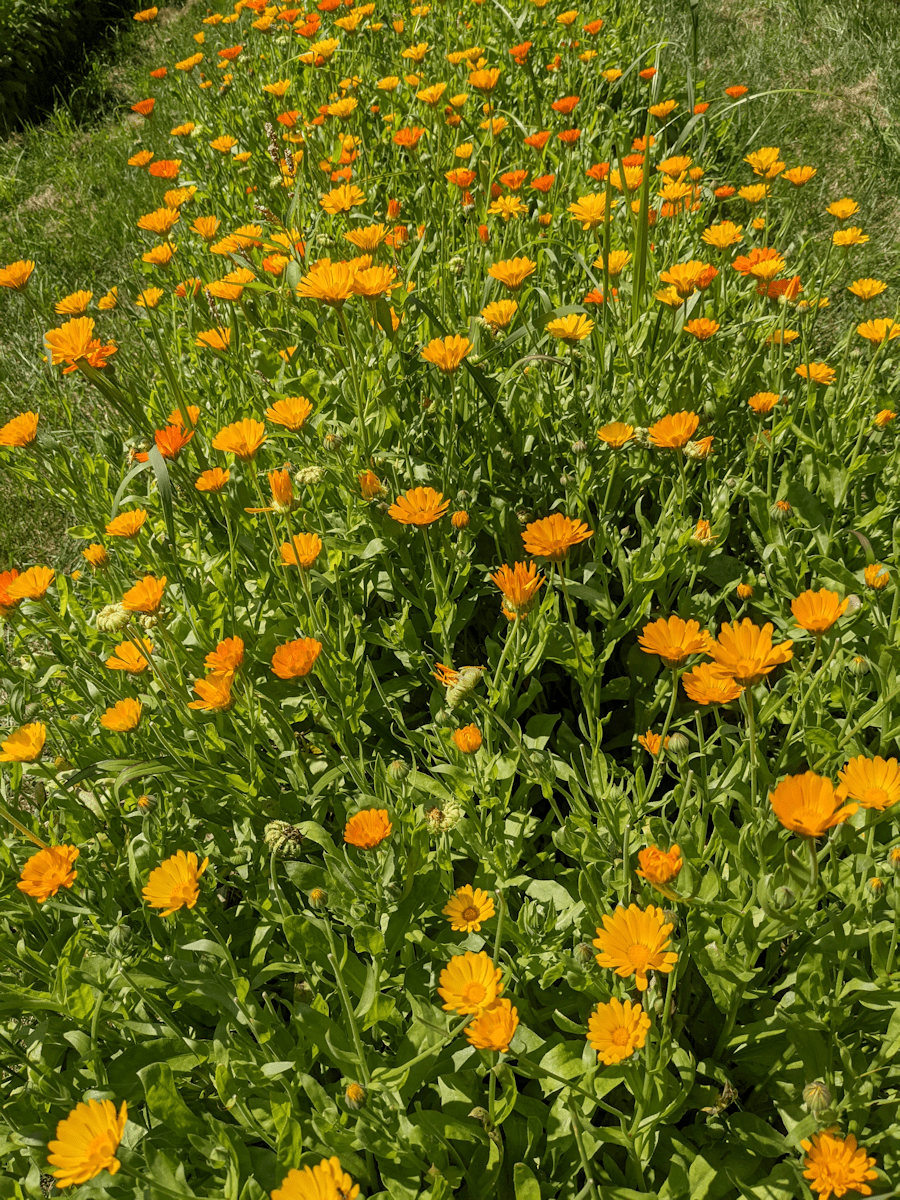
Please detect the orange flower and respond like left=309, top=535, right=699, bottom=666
left=106, top=509, right=147, bottom=538
left=488, top=257, right=536, bottom=290
left=280, top=533, right=322, bottom=569
left=143, top=851, right=208, bottom=915
left=682, top=663, right=743, bottom=704
left=597, top=422, right=634, bottom=448
left=388, top=486, right=450, bottom=526
left=359, top=470, right=384, bottom=499
left=638, top=730, right=669, bottom=756
left=769, top=772, right=857, bottom=838
left=593, top=904, right=678, bottom=991
left=205, top=636, right=245, bottom=677
left=122, top=575, right=167, bottom=615
left=17, top=844, right=79, bottom=903
left=636, top=845, right=683, bottom=886
left=421, top=334, right=472, bottom=373
left=0, top=260, right=35, bottom=290
left=707, top=618, right=793, bottom=684
left=747, top=392, right=780, bottom=414
left=212, top=419, right=266, bottom=460
left=105, top=640, right=152, bottom=673
left=863, top=564, right=889, bottom=590
left=683, top=317, right=719, bottom=340
left=5, top=566, right=55, bottom=601
left=638, top=615, right=710, bottom=667
left=188, top=675, right=234, bottom=711
left=838, top=755, right=900, bottom=811
left=195, top=467, right=230, bottom=492
left=100, top=699, right=143, bottom=732
left=344, top=808, right=392, bottom=848
left=45, top=317, right=117, bottom=373
left=297, top=259, right=355, bottom=305
left=648, top=411, right=699, bottom=449
left=82, top=545, right=109, bottom=571
left=149, top=425, right=194, bottom=460
left=271, top=638, right=322, bottom=679
left=796, top=363, right=836, bottom=386
left=0, top=411, right=39, bottom=448
left=791, top=588, right=848, bottom=635
left=452, top=725, right=482, bottom=753
left=0, top=722, right=47, bottom=762
left=490, top=561, right=544, bottom=617
left=195, top=328, right=231, bottom=352
left=521, top=514, right=591, bottom=561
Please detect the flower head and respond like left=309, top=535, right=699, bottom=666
left=593, top=904, right=678, bottom=992
left=272, top=1159, right=359, bottom=1200
left=344, top=808, right=392, bottom=848
left=648, top=411, right=699, bottom=449
left=122, top=575, right=166, bottom=615
left=212, top=418, right=266, bottom=460
left=105, top=640, right=152, bottom=674
left=639, top=615, right=710, bottom=667
left=837, top=756, right=900, bottom=811
left=266, top=397, right=313, bottom=430
left=388, top=486, right=450, bottom=525
left=280, top=533, right=322, bottom=569
left=863, top=564, right=889, bottom=590
left=143, top=851, right=209, bottom=916
left=0, top=260, right=35, bottom=290
left=546, top=313, right=594, bottom=342
left=320, top=184, right=366, bottom=214
left=800, top=1129, right=877, bottom=1200
left=47, top=1099, right=127, bottom=1188
left=106, top=509, right=147, bottom=538
left=521, top=514, right=591, bottom=561
left=465, top=999, right=519, bottom=1052
left=490, top=561, right=544, bottom=616
left=748, top=392, right=780, bottom=414
left=196, top=468, right=230, bottom=492
left=682, top=663, right=744, bottom=704
left=82, top=545, right=109, bottom=571
left=587, top=997, right=651, bottom=1064
left=636, top=845, right=683, bottom=886
left=0, top=722, right=46, bottom=762
left=488, top=257, right=536, bottom=290
left=188, top=675, right=234, bottom=711
left=18, top=844, right=79, bottom=903
left=421, top=334, right=472, bottom=373
left=100, top=699, right=143, bottom=732
left=438, top=950, right=504, bottom=1013
left=0, top=411, right=39, bottom=448
left=452, top=724, right=482, bottom=753
left=567, top=194, right=616, bottom=229
left=792, top=588, right=848, bottom=634
left=707, top=619, right=793, bottom=684
left=443, top=885, right=495, bottom=932
left=597, top=422, right=635, bottom=448
left=769, top=772, right=857, bottom=838
left=6, top=566, right=54, bottom=601
left=271, top=638, right=322, bottom=679
left=848, top=278, right=886, bottom=302
left=796, top=362, right=836, bottom=386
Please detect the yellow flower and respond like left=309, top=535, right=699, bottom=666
left=100, top=699, right=143, bottom=732
left=593, top=904, right=678, bottom=992
left=567, top=194, right=616, bottom=229
left=105, top=640, right=152, bottom=674
left=791, top=588, right=848, bottom=634
left=0, top=259, right=35, bottom=290
left=0, top=721, right=46, bottom=764
left=388, top=486, right=450, bottom=525
left=6, top=566, right=55, bottom=601
left=421, top=334, right=472, bottom=373
left=681, top=663, right=744, bottom=705
left=0, top=411, right=39, bottom=448
left=122, top=575, right=166, bottom=615
left=857, top=318, right=900, bottom=344
left=832, top=227, right=868, bottom=246
left=747, top=392, right=780, bottom=414
left=320, top=184, right=366, bottom=214
left=481, top=299, right=518, bottom=330
left=837, top=755, right=900, bottom=811
left=188, top=675, right=234, bottom=712
left=465, top=999, right=519, bottom=1052
left=648, top=411, right=699, bottom=449
left=212, top=418, right=267, bottom=460
left=546, top=313, right=594, bottom=343
left=437, top=950, right=503, bottom=1013
left=443, top=885, right=495, bottom=931
left=488, top=195, right=528, bottom=221
left=848, top=277, right=886, bottom=302
left=648, top=99, right=677, bottom=118
left=143, top=850, right=209, bottom=916
left=344, top=808, right=392, bottom=848
left=280, top=533, right=322, bottom=569
left=488, top=257, right=537, bottom=290
left=597, top=422, right=634, bottom=448
left=707, top=618, right=793, bottom=684
left=82, top=544, right=109, bottom=571
left=782, top=165, right=816, bottom=185
left=638, top=615, right=711, bottom=667
left=701, top=221, right=743, bottom=249
left=297, top=259, right=356, bottom=306
left=768, top=772, right=857, bottom=838
left=522, top=513, right=591, bottom=560
left=744, top=146, right=784, bottom=178
left=47, top=1099, right=127, bottom=1188
left=863, top=564, right=889, bottom=590
left=489, top=561, right=544, bottom=616
left=272, top=1158, right=359, bottom=1200
left=586, top=997, right=651, bottom=1064
left=55, top=289, right=93, bottom=315
left=683, top=317, right=719, bottom=340
left=17, top=844, right=79, bottom=903
left=196, top=467, right=230, bottom=492
left=800, top=1130, right=877, bottom=1200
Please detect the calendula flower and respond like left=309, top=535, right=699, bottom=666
left=832, top=227, right=868, bottom=247
left=196, top=467, right=230, bottom=492
left=358, top=470, right=384, bottom=499
left=6, top=566, right=54, bottom=601
left=122, top=575, right=166, bottom=615
left=874, top=409, right=896, bottom=428
left=17, top=844, right=79, bottom=903
left=488, top=257, right=536, bottom=290
left=272, top=1159, right=359, bottom=1200
left=0, top=259, right=35, bottom=290
left=452, top=724, right=482, bottom=753
left=848, top=278, right=886, bottom=302
left=701, top=221, right=743, bottom=249
left=212, top=419, right=266, bottom=460
left=105, top=640, right=152, bottom=674
left=438, top=950, right=503, bottom=1014
left=388, top=486, right=450, bottom=525
left=636, top=845, right=683, bottom=886
left=205, top=637, right=244, bottom=678
left=82, top=545, right=109, bottom=571
left=587, top=998, right=651, bottom=1064
left=800, top=1129, right=877, bottom=1200
left=280, top=533, right=322, bottom=569
left=0, top=411, right=39, bottom=448
left=481, top=299, right=518, bottom=331
left=857, top=319, right=900, bottom=344
left=47, top=1099, right=127, bottom=1188
left=188, top=675, right=234, bottom=711
left=782, top=165, right=816, bottom=185
left=195, top=328, right=231, bottom=352
left=271, top=638, right=322, bottom=679
left=344, top=808, right=392, bottom=848
left=748, top=392, right=780, bottom=414
left=143, top=850, right=209, bottom=915
left=421, top=334, right=472, bottom=373
left=106, top=509, right=147, bottom=538
left=639, top=615, right=711, bottom=667
left=863, top=563, right=889, bottom=590
left=547, top=313, right=594, bottom=342
left=837, top=756, right=900, bottom=811
left=638, top=730, right=668, bottom=756
left=649, top=99, right=678, bottom=118
left=769, top=772, right=856, bottom=838
left=658, top=261, right=709, bottom=298
left=597, top=422, right=635, bottom=448
left=521, top=514, right=591, bottom=561
left=0, top=722, right=46, bottom=762
left=684, top=317, right=719, bottom=340
left=465, top=999, right=519, bottom=1052
left=100, top=699, right=143, bottom=732
left=648, top=411, right=699, bottom=449
left=490, top=561, right=544, bottom=617
left=682, top=663, right=743, bottom=704
left=44, top=316, right=117, bottom=373
left=567, top=194, right=615, bottom=229
left=443, top=885, right=495, bottom=932
left=707, top=618, right=793, bottom=684
left=593, top=904, right=678, bottom=992
left=320, top=184, right=366, bottom=215
left=297, top=259, right=356, bottom=305
left=745, top=146, right=784, bottom=178
left=55, top=290, right=93, bottom=315
left=791, top=588, right=849, bottom=634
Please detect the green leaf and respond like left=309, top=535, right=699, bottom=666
left=138, top=1062, right=205, bottom=1135
left=513, top=1163, right=541, bottom=1200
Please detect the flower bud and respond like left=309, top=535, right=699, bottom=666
left=456, top=489, right=470, bottom=504
left=886, top=847, right=900, bottom=875
left=849, top=655, right=870, bottom=677
left=425, top=800, right=462, bottom=833
left=451, top=510, right=470, bottom=529
left=139, top=612, right=163, bottom=630
left=866, top=877, right=884, bottom=900
left=344, top=1083, right=367, bottom=1110
left=771, top=499, right=792, bottom=523
left=135, top=793, right=156, bottom=813
left=574, top=941, right=594, bottom=965
left=667, top=731, right=690, bottom=760
left=108, top=923, right=133, bottom=957
left=264, top=820, right=305, bottom=859
left=571, top=439, right=588, bottom=455
left=515, top=507, right=532, bottom=526
left=323, top=432, right=343, bottom=451
left=802, top=1080, right=831, bottom=1113
left=294, top=465, right=324, bottom=486
left=387, top=759, right=410, bottom=784
left=772, top=885, right=796, bottom=911
left=309, top=887, right=328, bottom=909
left=737, top=582, right=753, bottom=601
left=845, top=594, right=862, bottom=615
left=97, top=603, right=131, bottom=633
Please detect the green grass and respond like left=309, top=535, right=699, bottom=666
left=0, top=0, right=201, bottom=567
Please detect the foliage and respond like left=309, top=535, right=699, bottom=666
left=0, top=0, right=899, bottom=1197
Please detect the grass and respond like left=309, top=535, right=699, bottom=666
left=0, top=0, right=201, bottom=567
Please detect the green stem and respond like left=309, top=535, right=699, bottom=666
left=324, top=915, right=371, bottom=1085
left=568, top=1096, right=601, bottom=1200
left=644, top=669, right=680, bottom=800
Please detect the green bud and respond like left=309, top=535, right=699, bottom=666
left=387, top=759, right=410, bottom=784
left=308, top=887, right=328, bottom=909
left=802, top=1080, right=831, bottom=1113
left=772, top=885, right=796, bottom=911
left=264, top=820, right=305, bottom=859
left=850, top=655, right=870, bottom=677
left=344, top=1083, right=367, bottom=1110
left=574, top=942, right=594, bottom=966
left=667, top=732, right=690, bottom=760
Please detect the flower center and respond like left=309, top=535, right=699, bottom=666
left=462, top=981, right=487, bottom=1004
left=171, top=883, right=196, bottom=908
left=462, top=907, right=480, bottom=922
left=611, top=1027, right=630, bottom=1046
left=863, top=787, right=889, bottom=809
left=627, top=944, right=651, bottom=971
left=85, top=1132, right=116, bottom=1171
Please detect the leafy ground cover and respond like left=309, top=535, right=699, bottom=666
left=0, top=0, right=899, bottom=1197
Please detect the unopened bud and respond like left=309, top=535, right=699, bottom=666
left=451, top=510, right=469, bottom=529
left=849, top=655, right=870, bottom=677
left=667, top=732, right=690, bottom=760
left=294, top=466, right=324, bottom=486
left=802, top=1080, right=831, bottom=1113
left=96, top=603, right=131, bottom=633
left=886, top=847, right=900, bottom=875
left=387, top=759, right=410, bottom=784
left=344, top=1083, right=367, bottom=1110
left=108, top=924, right=133, bottom=957
left=737, top=582, right=753, bottom=601
left=771, top=499, right=792, bottom=522
left=264, top=820, right=305, bottom=859
left=515, top=507, right=532, bottom=526
left=571, top=439, right=588, bottom=455
left=866, top=877, right=884, bottom=900
left=324, top=432, right=343, bottom=451
left=574, top=942, right=594, bottom=965
left=773, top=885, right=796, bottom=911
left=308, top=887, right=328, bottom=909
left=844, top=593, right=862, bottom=615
